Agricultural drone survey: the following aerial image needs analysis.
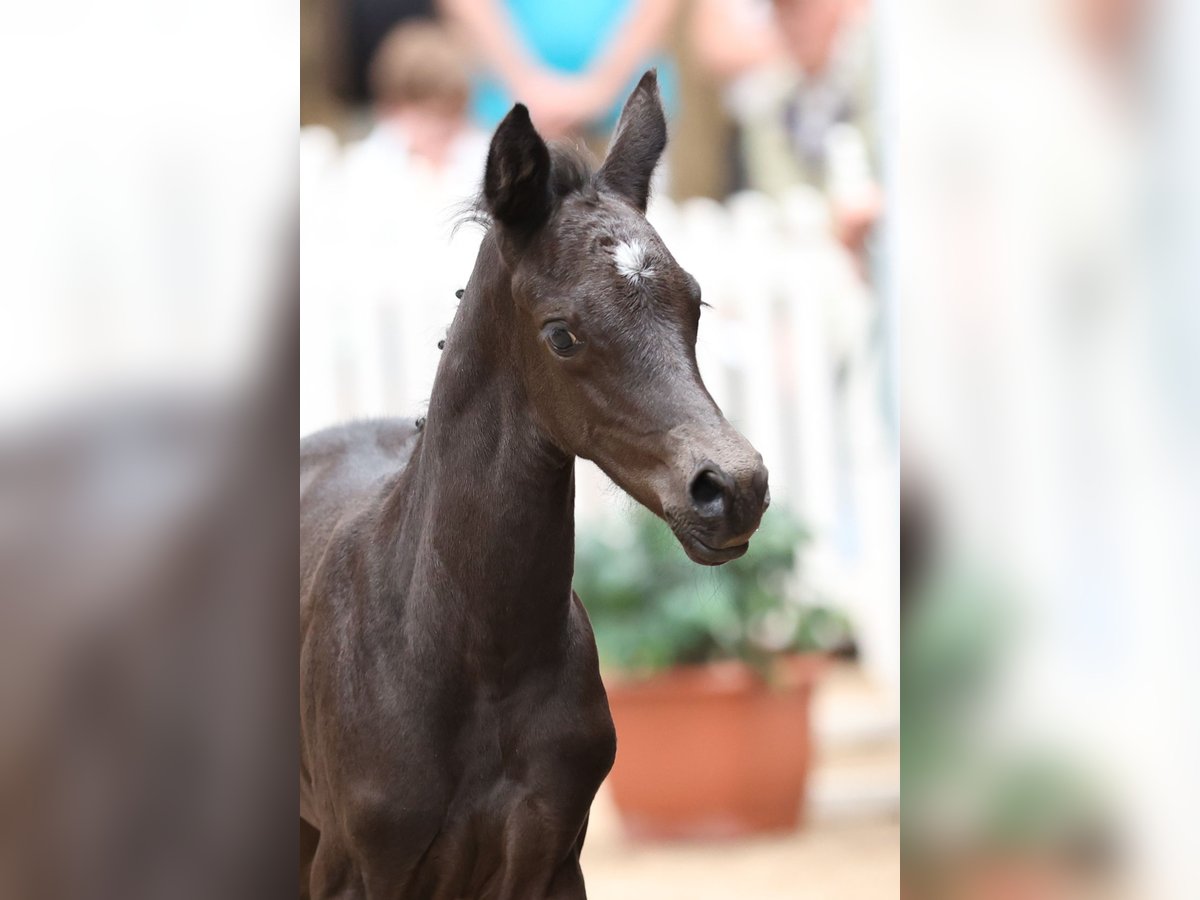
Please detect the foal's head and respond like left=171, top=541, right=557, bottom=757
left=479, top=71, right=769, bottom=565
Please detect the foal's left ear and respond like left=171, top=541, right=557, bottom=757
left=484, top=103, right=553, bottom=232
left=598, top=70, right=667, bottom=213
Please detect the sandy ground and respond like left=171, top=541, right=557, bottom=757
left=581, top=664, right=900, bottom=899
left=582, top=788, right=899, bottom=899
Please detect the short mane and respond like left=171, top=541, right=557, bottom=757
left=453, top=141, right=598, bottom=234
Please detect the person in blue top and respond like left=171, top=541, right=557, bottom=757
left=442, top=0, right=679, bottom=141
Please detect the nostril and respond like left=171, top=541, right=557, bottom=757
left=689, top=468, right=727, bottom=510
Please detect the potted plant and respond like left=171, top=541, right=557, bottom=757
left=574, top=507, right=854, bottom=839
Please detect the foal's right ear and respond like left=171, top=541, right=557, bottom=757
left=484, top=104, right=552, bottom=233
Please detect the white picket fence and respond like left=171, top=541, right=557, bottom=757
left=301, top=125, right=898, bottom=687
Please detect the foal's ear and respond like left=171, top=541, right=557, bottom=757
left=598, top=70, right=667, bottom=213
left=484, top=103, right=552, bottom=232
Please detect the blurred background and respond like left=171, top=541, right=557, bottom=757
left=301, top=0, right=1196, bottom=895
left=2, top=0, right=1198, bottom=896
left=300, top=0, right=899, bottom=896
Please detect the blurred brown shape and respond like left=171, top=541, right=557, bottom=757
left=0, top=266, right=298, bottom=900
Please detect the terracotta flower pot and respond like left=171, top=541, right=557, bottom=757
left=604, top=654, right=826, bottom=840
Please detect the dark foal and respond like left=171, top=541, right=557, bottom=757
left=300, top=72, right=769, bottom=899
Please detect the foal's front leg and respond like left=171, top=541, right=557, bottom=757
left=492, top=812, right=592, bottom=900
left=543, top=813, right=593, bottom=900
left=300, top=819, right=320, bottom=900
left=543, top=859, right=589, bottom=900
left=308, top=835, right=366, bottom=900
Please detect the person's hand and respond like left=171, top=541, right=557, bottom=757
left=514, top=70, right=613, bottom=140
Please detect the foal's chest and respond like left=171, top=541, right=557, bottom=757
left=461, top=665, right=616, bottom=813
left=404, top=675, right=614, bottom=894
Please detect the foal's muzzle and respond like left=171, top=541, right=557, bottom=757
left=675, top=457, right=770, bottom=566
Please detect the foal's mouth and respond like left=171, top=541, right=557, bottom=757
left=677, top=531, right=750, bottom=566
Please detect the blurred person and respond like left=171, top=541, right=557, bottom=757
left=323, top=0, right=438, bottom=106
left=693, top=0, right=880, bottom=257
left=351, top=20, right=489, bottom=193
left=441, top=0, right=680, bottom=141
left=691, top=0, right=787, bottom=83
left=316, top=20, right=489, bottom=424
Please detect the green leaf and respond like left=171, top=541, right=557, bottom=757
left=575, top=505, right=845, bottom=676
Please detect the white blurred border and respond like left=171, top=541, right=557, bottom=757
left=0, top=0, right=297, bottom=423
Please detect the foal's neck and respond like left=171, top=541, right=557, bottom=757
left=403, top=234, right=576, bottom=634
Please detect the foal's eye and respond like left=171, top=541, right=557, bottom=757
left=544, top=323, right=582, bottom=356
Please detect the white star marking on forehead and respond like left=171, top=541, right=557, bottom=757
left=612, top=239, right=655, bottom=283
